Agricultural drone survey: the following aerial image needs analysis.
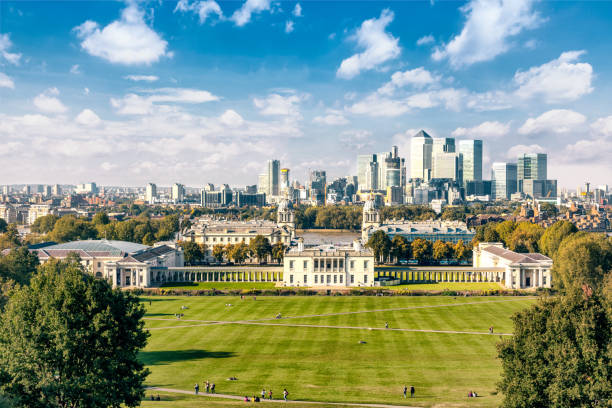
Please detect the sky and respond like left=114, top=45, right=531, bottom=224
left=1, top=0, right=612, bottom=189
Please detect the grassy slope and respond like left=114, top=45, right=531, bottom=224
left=140, top=296, right=535, bottom=408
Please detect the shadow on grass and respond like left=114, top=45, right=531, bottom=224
left=140, top=350, right=236, bottom=366
left=140, top=298, right=179, bottom=302
left=160, top=282, right=199, bottom=288
left=144, top=313, right=174, bottom=317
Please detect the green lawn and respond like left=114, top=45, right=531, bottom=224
left=386, top=282, right=504, bottom=291
left=160, top=282, right=277, bottom=291
left=140, top=296, right=536, bottom=407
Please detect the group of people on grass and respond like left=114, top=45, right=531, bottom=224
left=194, top=383, right=288, bottom=402
left=194, top=380, right=215, bottom=395
left=403, top=385, right=415, bottom=398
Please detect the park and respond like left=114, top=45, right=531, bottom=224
left=139, top=293, right=537, bottom=407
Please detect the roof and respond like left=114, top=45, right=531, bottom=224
left=43, top=240, right=149, bottom=256
left=482, top=245, right=551, bottom=264
left=287, top=244, right=373, bottom=257
left=413, top=130, right=432, bottom=139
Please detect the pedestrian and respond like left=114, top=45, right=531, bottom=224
left=149, top=300, right=152, bottom=306
left=261, top=389, right=266, bottom=399
left=194, top=383, right=199, bottom=395
left=403, top=385, right=407, bottom=398
left=410, top=385, right=415, bottom=398
left=385, top=321, right=389, bottom=329
left=283, top=389, right=288, bottom=401
left=269, top=390, right=273, bottom=400
left=205, top=380, right=209, bottom=393
left=489, top=326, right=494, bottom=334
left=211, top=383, right=215, bottom=393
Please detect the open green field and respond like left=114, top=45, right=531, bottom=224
left=140, top=295, right=537, bottom=407
left=160, top=282, right=277, bottom=291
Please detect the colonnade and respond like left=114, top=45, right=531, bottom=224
left=374, top=269, right=505, bottom=283
left=151, top=269, right=283, bottom=284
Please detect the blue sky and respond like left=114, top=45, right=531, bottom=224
left=1, top=0, right=611, bottom=189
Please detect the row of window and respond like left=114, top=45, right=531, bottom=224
left=201, top=236, right=288, bottom=243
left=288, top=259, right=369, bottom=271
left=287, top=274, right=368, bottom=285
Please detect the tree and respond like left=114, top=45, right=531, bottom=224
left=507, top=222, right=545, bottom=253
left=249, top=235, right=272, bottom=263
left=47, top=215, right=97, bottom=243
left=179, top=241, right=204, bottom=265
left=411, top=239, right=432, bottom=265
left=553, top=233, right=612, bottom=293
left=495, top=220, right=517, bottom=247
left=0, top=219, right=6, bottom=233
left=453, top=240, right=469, bottom=261
left=228, top=242, right=249, bottom=264
left=538, top=220, right=578, bottom=258
left=30, top=214, right=59, bottom=234
left=432, top=240, right=451, bottom=261
left=366, top=231, right=391, bottom=264
left=390, top=235, right=410, bottom=263
left=271, top=242, right=286, bottom=264
left=539, top=202, right=559, bottom=218
left=484, top=226, right=501, bottom=243
left=0, top=247, right=40, bottom=285
left=497, top=290, right=611, bottom=408
left=92, top=212, right=110, bottom=225
left=212, top=244, right=226, bottom=262
left=0, top=224, right=21, bottom=250
left=0, top=259, right=149, bottom=408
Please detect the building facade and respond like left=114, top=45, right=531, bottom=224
left=410, top=130, right=433, bottom=180
left=458, top=139, right=483, bottom=185
left=492, top=162, right=518, bottom=200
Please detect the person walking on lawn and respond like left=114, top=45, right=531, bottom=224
left=283, top=389, right=289, bottom=401
left=403, top=385, right=407, bottom=398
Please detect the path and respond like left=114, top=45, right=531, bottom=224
left=147, top=386, right=419, bottom=408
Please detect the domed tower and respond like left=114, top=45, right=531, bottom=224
left=362, top=199, right=381, bottom=230
left=277, top=199, right=295, bottom=231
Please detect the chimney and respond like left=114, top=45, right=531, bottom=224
left=297, top=238, right=304, bottom=252
left=353, top=239, right=362, bottom=252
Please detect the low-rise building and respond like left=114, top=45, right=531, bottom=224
left=283, top=240, right=374, bottom=287
left=472, top=242, right=552, bottom=289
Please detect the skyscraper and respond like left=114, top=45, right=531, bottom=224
left=267, top=159, right=280, bottom=196
left=357, top=154, right=377, bottom=190
left=518, top=153, right=547, bottom=181
left=145, top=183, right=157, bottom=204
left=432, top=152, right=462, bottom=183
left=280, top=168, right=290, bottom=192
left=458, top=140, right=483, bottom=184
left=432, top=137, right=455, bottom=155
left=491, top=162, right=517, bottom=200
left=410, top=130, right=433, bottom=180
left=171, top=183, right=184, bottom=202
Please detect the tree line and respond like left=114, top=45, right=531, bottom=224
left=178, top=235, right=286, bottom=265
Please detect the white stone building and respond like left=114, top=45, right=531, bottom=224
left=283, top=240, right=374, bottom=287
left=472, top=242, right=552, bottom=289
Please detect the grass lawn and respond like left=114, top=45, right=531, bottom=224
left=140, top=295, right=536, bottom=407
left=160, top=282, right=277, bottom=291
left=386, top=282, right=504, bottom=291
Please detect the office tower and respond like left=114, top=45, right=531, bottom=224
left=280, top=168, right=290, bottom=192
left=258, top=173, right=268, bottom=195
left=432, top=152, right=462, bottom=183
left=384, top=154, right=401, bottom=188
left=75, top=182, right=98, bottom=195
left=432, top=137, right=455, bottom=155
left=145, top=183, right=157, bottom=204
left=357, top=154, right=377, bottom=190
left=309, top=170, right=326, bottom=202
left=365, top=161, right=379, bottom=190
left=2, top=185, right=9, bottom=195
left=377, top=151, right=389, bottom=189
left=171, top=183, right=184, bottom=202
left=491, top=162, right=517, bottom=200
left=52, top=184, right=61, bottom=196
left=518, top=153, right=547, bottom=181
left=267, top=159, right=280, bottom=196
left=23, top=185, right=31, bottom=195
left=458, top=140, right=483, bottom=184
left=410, top=130, right=433, bottom=180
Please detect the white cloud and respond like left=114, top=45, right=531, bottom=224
left=518, top=109, right=586, bottom=135
left=452, top=121, right=510, bottom=139
left=293, top=3, right=302, bottom=17
left=70, top=64, right=81, bottom=74
left=378, top=67, right=440, bottom=95
left=432, top=0, right=543, bottom=68
left=231, top=0, right=271, bottom=26
left=73, top=3, right=170, bottom=65
left=174, top=0, right=223, bottom=24
left=0, top=33, right=22, bottom=65
left=219, top=109, right=244, bottom=127
left=416, top=34, right=434, bottom=46
left=313, top=110, right=349, bottom=126
left=514, top=50, right=593, bottom=103
left=33, top=89, right=68, bottom=114
left=253, top=93, right=304, bottom=117
left=339, top=129, right=374, bottom=150
left=124, top=74, right=159, bottom=82
left=101, top=162, right=118, bottom=171
left=285, top=21, right=294, bottom=33
left=337, top=9, right=400, bottom=79
left=84, top=87, right=90, bottom=95
left=0, top=72, right=14, bottom=89
left=111, top=87, right=219, bottom=115
left=506, top=143, right=544, bottom=159
left=75, top=109, right=101, bottom=126
left=591, top=115, right=612, bottom=137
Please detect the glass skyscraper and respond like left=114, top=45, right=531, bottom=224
left=410, top=130, right=433, bottom=180
left=458, top=139, right=483, bottom=184
left=491, top=162, right=517, bottom=200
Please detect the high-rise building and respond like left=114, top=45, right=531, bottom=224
left=309, top=170, right=326, bottom=203
left=145, top=183, right=157, bottom=204
left=518, top=153, right=547, bottom=181
left=491, top=162, right=517, bottom=200
left=75, top=182, right=98, bottom=195
left=171, top=183, right=184, bottom=202
left=365, top=161, right=379, bottom=190
left=2, top=185, right=9, bottom=195
left=410, top=130, right=433, bottom=180
left=267, top=159, right=280, bottom=197
left=280, top=168, right=290, bottom=193
left=258, top=173, right=268, bottom=195
left=432, top=138, right=455, bottom=155
left=432, top=152, right=462, bottom=183
left=357, top=154, right=377, bottom=190
left=458, top=140, right=483, bottom=185
left=52, top=184, right=61, bottom=196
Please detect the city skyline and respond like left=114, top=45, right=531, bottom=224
left=1, top=0, right=612, bottom=187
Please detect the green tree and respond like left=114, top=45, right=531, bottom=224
left=453, top=240, right=469, bottom=261
left=92, top=212, right=110, bottom=225
left=484, top=226, right=501, bottom=242
left=212, top=244, right=226, bottom=262
left=271, top=242, right=286, bottom=263
left=411, top=238, right=432, bottom=264
left=30, top=214, right=59, bottom=234
left=228, top=242, right=249, bottom=264
left=249, top=235, right=272, bottom=263
left=538, top=220, right=578, bottom=258
left=539, top=202, right=559, bottom=217
left=0, top=247, right=40, bottom=285
left=0, top=224, right=21, bottom=250
left=507, top=222, right=545, bottom=253
left=47, top=215, right=97, bottom=243
left=495, top=220, right=517, bottom=246
left=390, top=235, right=410, bottom=263
left=0, top=259, right=149, bottom=408
left=553, top=233, right=612, bottom=293
left=0, top=219, right=7, bottom=233
left=179, top=241, right=204, bottom=265
left=366, top=230, right=392, bottom=264
left=497, top=290, right=611, bottom=408
left=432, top=240, right=451, bottom=261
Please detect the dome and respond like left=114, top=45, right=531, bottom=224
left=363, top=199, right=378, bottom=212
left=278, top=199, right=293, bottom=212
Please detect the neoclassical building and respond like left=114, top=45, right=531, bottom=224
left=361, top=199, right=474, bottom=243
left=283, top=239, right=375, bottom=287
left=473, top=242, right=552, bottom=289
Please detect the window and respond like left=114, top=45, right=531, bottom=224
left=364, top=275, right=368, bottom=284
left=351, top=275, right=354, bottom=284
left=97, top=262, right=101, bottom=268
left=320, top=275, right=324, bottom=284
left=350, top=260, right=355, bottom=269
left=314, top=275, right=318, bottom=284
left=543, top=276, right=547, bottom=285
left=289, top=260, right=294, bottom=270
left=326, top=275, right=331, bottom=284
left=326, top=260, right=331, bottom=269
left=304, top=275, right=307, bottom=284
left=116, top=272, right=121, bottom=285
left=364, top=261, right=369, bottom=269
left=333, top=275, right=337, bottom=284
left=339, top=259, right=343, bottom=268
left=213, top=238, right=216, bottom=242
left=289, top=275, right=293, bottom=284
left=339, top=275, right=343, bottom=284
left=303, top=261, right=308, bottom=269
left=333, top=259, right=337, bottom=268
left=314, top=259, right=319, bottom=268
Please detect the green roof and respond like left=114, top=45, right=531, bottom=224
left=45, top=240, right=149, bottom=255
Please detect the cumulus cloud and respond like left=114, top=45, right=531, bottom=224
left=452, top=121, right=510, bottom=139
left=253, top=93, right=305, bottom=117
left=432, top=0, right=543, bottom=68
left=0, top=72, right=14, bottom=89
left=285, top=21, right=294, bottom=33
left=518, top=109, right=586, bottom=135
left=378, top=67, right=440, bottom=95
left=33, top=88, right=68, bottom=114
left=75, top=109, right=102, bottom=126
left=506, top=143, right=545, bottom=159
left=339, top=129, right=374, bottom=150
left=174, top=0, right=223, bottom=24
left=313, top=109, right=349, bottom=126
left=73, top=3, right=170, bottom=65
left=0, top=33, right=22, bottom=65
left=231, top=0, right=271, bottom=26
left=124, top=74, right=159, bottom=82
left=111, top=88, right=219, bottom=115
left=514, top=50, right=593, bottom=103
left=337, top=9, right=400, bottom=79
left=416, top=34, right=434, bottom=46
left=293, top=3, right=302, bottom=17
left=101, top=162, right=118, bottom=171
left=591, top=115, right=612, bottom=137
